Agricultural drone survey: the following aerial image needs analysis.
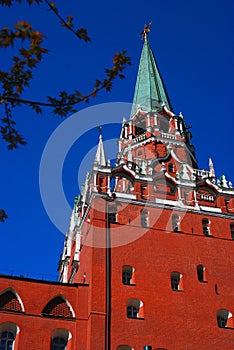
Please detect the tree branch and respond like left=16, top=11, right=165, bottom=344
left=43, top=0, right=91, bottom=42
left=0, top=209, right=8, bottom=222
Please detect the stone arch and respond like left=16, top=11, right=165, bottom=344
left=42, top=295, right=75, bottom=318
left=0, top=288, right=24, bottom=312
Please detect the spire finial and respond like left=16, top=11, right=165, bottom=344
left=141, top=22, right=152, bottom=41
left=97, top=125, right=102, bottom=139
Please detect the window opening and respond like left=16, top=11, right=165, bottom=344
left=126, top=299, right=143, bottom=319
left=197, top=264, right=207, bottom=282
left=127, top=305, right=138, bottom=318
left=202, top=218, right=211, bottom=236
left=230, top=223, right=234, bottom=240
left=122, top=266, right=134, bottom=285
left=172, top=214, right=181, bottom=232
left=141, top=209, right=149, bottom=228
left=171, top=272, right=183, bottom=291
left=51, top=329, right=70, bottom=350
left=51, top=337, right=67, bottom=350
left=216, top=309, right=233, bottom=328
left=0, top=331, right=15, bottom=350
left=141, top=185, right=148, bottom=200
left=168, top=163, right=174, bottom=173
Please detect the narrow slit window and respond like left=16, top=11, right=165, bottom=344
left=141, top=209, right=149, bottom=228
left=172, top=214, right=181, bottom=232
left=230, top=223, right=234, bottom=240
left=122, top=266, right=134, bottom=285
left=171, top=272, right=183, bottom=291
left=202, top=218, right=211, bottom=236
left=197, top=264, right=207, bottom=282
left=141, top=185, right=148, bottom=200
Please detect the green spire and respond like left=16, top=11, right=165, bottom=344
left=131, top=34, right=173, bottom=117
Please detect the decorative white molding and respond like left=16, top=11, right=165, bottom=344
left=199, top=206, right=222, bottom=213
left=114, top=192, right=136, bottom=200
left=155, top=198, right=180, bottom=207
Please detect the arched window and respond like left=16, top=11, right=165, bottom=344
left=197, top=264, right=207, bottom=282
left=0, top=323, right=19, bottom=350
left=42, top=295, right=75, bottom=318
left=230, top=223, right=234, bottom=240
left=172, top=214, right=181, bottom=232
left=0, top=331, right=15, bottom=350
left=127, top=305, right=138, bottom=318
left=122, top=266, right=134, bottom=285
left=51, top=329, right=71, bottom=350
left=141, top=209, right=149, bottom=228
left=216, top=309, right=233, bottom=328
left=202, top=218, right=211, bottom=236
left=116, top=346, right=134, bottom=350
left=144, top=346, right=152, bottom=350
left=0, top=288, right=24, bottom=312
left=51, top=337, right=67, bottom=350
left=126, top=298, right=143, bottom=319
left=171, top=272, right=183, bottom=291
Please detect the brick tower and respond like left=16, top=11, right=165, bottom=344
left=58, top=29, right=234, bottom=349
left=0, top=30, right=234, bottom=350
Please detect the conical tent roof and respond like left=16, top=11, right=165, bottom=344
left=131, top=36, right=173, bottom=117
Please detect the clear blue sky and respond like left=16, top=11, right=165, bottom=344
left=0, top=0, right=233, bottom=280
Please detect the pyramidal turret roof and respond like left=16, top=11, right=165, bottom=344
left=94, top=134, right=106, bottom=166
left=131, top=32, right=173, bottom=117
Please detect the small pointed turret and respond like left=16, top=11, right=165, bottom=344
left=131, top=26, right=173, bottom=117
left=209, top=158, right=216, bottom=178
left=94, top=134, right=106, bottom=166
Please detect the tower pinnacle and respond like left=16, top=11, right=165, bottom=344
left=131, top=26, right=173, bottom=117
left=94, top=131, right=106, bottom=166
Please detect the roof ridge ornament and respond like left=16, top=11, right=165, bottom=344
left=141, top=22, right=152, bottom=41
